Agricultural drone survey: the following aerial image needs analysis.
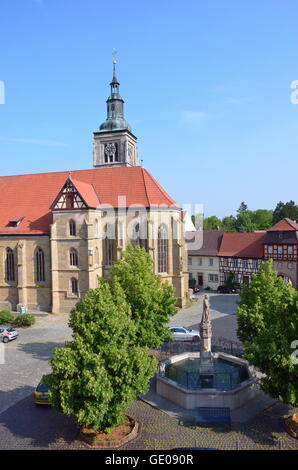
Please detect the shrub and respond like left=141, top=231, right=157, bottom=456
left=14, top=314, right=36, bottom=327
left=0, top=309, right=14, bottom=325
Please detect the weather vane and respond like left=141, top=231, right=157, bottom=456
left=112, top=49, right=118, bottom=64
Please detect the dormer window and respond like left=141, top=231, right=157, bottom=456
left=9, top=216, right=25, bottom=227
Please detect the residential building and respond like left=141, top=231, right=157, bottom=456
left=262, top=218, right=298, bottom=289
left=187, top=231, right=224, bottom=289
left=218, top=232, right=265, bottom=285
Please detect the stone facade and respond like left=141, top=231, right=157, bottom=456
left=0, top=236, right=52, bottom=312
left=0, top=207, right=188, bottom=313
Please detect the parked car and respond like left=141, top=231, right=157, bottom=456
left=33, top=382, right=52, bottom=405
left=0, top=326, right=19, bottom=343
left=168, top=326, right=200, bottom=342
left=217, top=285, right=237, bottom=294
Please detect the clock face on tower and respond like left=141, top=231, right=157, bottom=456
left=104, top=142, right=118, bottom=162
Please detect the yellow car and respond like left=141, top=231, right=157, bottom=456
left=33, top=382, right=52, bottom=405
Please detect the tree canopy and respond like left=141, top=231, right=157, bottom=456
left=237, top=260, right=298, bottom=407
left=193, top=200, right=296, bottom=233
left=110, top=244, right=178, bottom=348
left=43, top=245, right=178, bottom=432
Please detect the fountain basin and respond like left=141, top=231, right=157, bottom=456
left=157, top=352, right=258, bottom=410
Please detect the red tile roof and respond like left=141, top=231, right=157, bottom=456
left=218, top=232, right=265, bottom=258
left=187, top=230, right=224, bottom=256
left=267, top=218, right=298, bottom=231
left=0, top=167, right=179, bottom=235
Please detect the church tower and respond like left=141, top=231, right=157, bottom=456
left=93, top=58, right=138, bottom=168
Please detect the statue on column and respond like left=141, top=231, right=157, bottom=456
left=201, top=294, right=211, bottom=325
left=199, top=294, right=212, bottom=353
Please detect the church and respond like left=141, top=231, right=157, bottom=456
left=0, top=63, right=188, bottom=313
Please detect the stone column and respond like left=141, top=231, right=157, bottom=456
left=50, top=222, right=60, bottom=313
left=16, top=240, right=28, bottom=311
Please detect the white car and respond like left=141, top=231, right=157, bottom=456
left=0, top=326, right=19, bottom=343
left=168, top=326, right=200, bottom=342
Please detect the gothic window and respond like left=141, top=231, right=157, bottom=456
left=70, top=278, right=78, bottom=295
left=158, top=224, right=168, bottom=273
left=6, top=248, right=15, bottom=282
left=131, top=222, right=148, bottom=251
left=36, top=248, right=45, bottom=283
left=103, top=223, right=116, bottom=266
left=104, top=238, right=115, bottom=265
left=69, top=219, right=76, bottom=236
left=69, top=248, right=78, bottom=267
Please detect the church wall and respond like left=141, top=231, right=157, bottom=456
left=50, top=207, right=189, bottom=313
left=0, top=235, right=51, bottom=312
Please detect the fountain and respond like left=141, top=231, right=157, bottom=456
left=156, top=295, right=258, bottom=410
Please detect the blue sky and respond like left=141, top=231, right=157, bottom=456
left=0, top=0, right=297, bottom=218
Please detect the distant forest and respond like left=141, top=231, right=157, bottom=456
left=191, top=201, right=298, bottom=232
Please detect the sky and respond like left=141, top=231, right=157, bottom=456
left=0, top=0, right=298, bottom=218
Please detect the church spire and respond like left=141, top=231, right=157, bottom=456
left=93, top=52, right=138, bottom=168
left=98, top=53, right=132, bottom=133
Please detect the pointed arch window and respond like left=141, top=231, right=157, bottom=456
left=69, top=248, right=78, bottom=267
left=36, top=248, right=45, bottom=283
left=103, top=223, right=115, bottom=266
left=131, top=222, right=148, bottom=251
left=69, top=219, right=76, bottom=236
left=70, top=278, right=78, bottom=295
left=6, top=248, right=15, bottom=282
left=158, top=225, right=168, bottom=273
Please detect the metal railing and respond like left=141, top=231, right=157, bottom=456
left=156, top=337, right=244, bottom=361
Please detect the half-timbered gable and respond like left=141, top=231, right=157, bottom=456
left=218, top=232, right=265, bottom=285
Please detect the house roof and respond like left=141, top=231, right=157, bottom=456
left=0, top=166, right=179, bottom=235
left=267, top=218, right=298, bottom=232
left=187, top=230, right=224, bottom=256
left=218, top=232, right=265, bottom=258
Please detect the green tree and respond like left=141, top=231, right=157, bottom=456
left=273, top=200, right=298, bottom=224
left=221, top=215, right=237, bottom=232
left=110, top=244, right=178, bottom=348
left=43, top=279, right=156, bottom=432
left=235, top=210, right=256, bottom=232
left=203, top=216, right=222, bottom=230
left=237, top=261, right=298, bottom=407
left=237, top=201, right=248, bottom=214
left=253, top=209, right=273, bottom=230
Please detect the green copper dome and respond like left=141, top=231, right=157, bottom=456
left=98, top=65, right=132, bottom=133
